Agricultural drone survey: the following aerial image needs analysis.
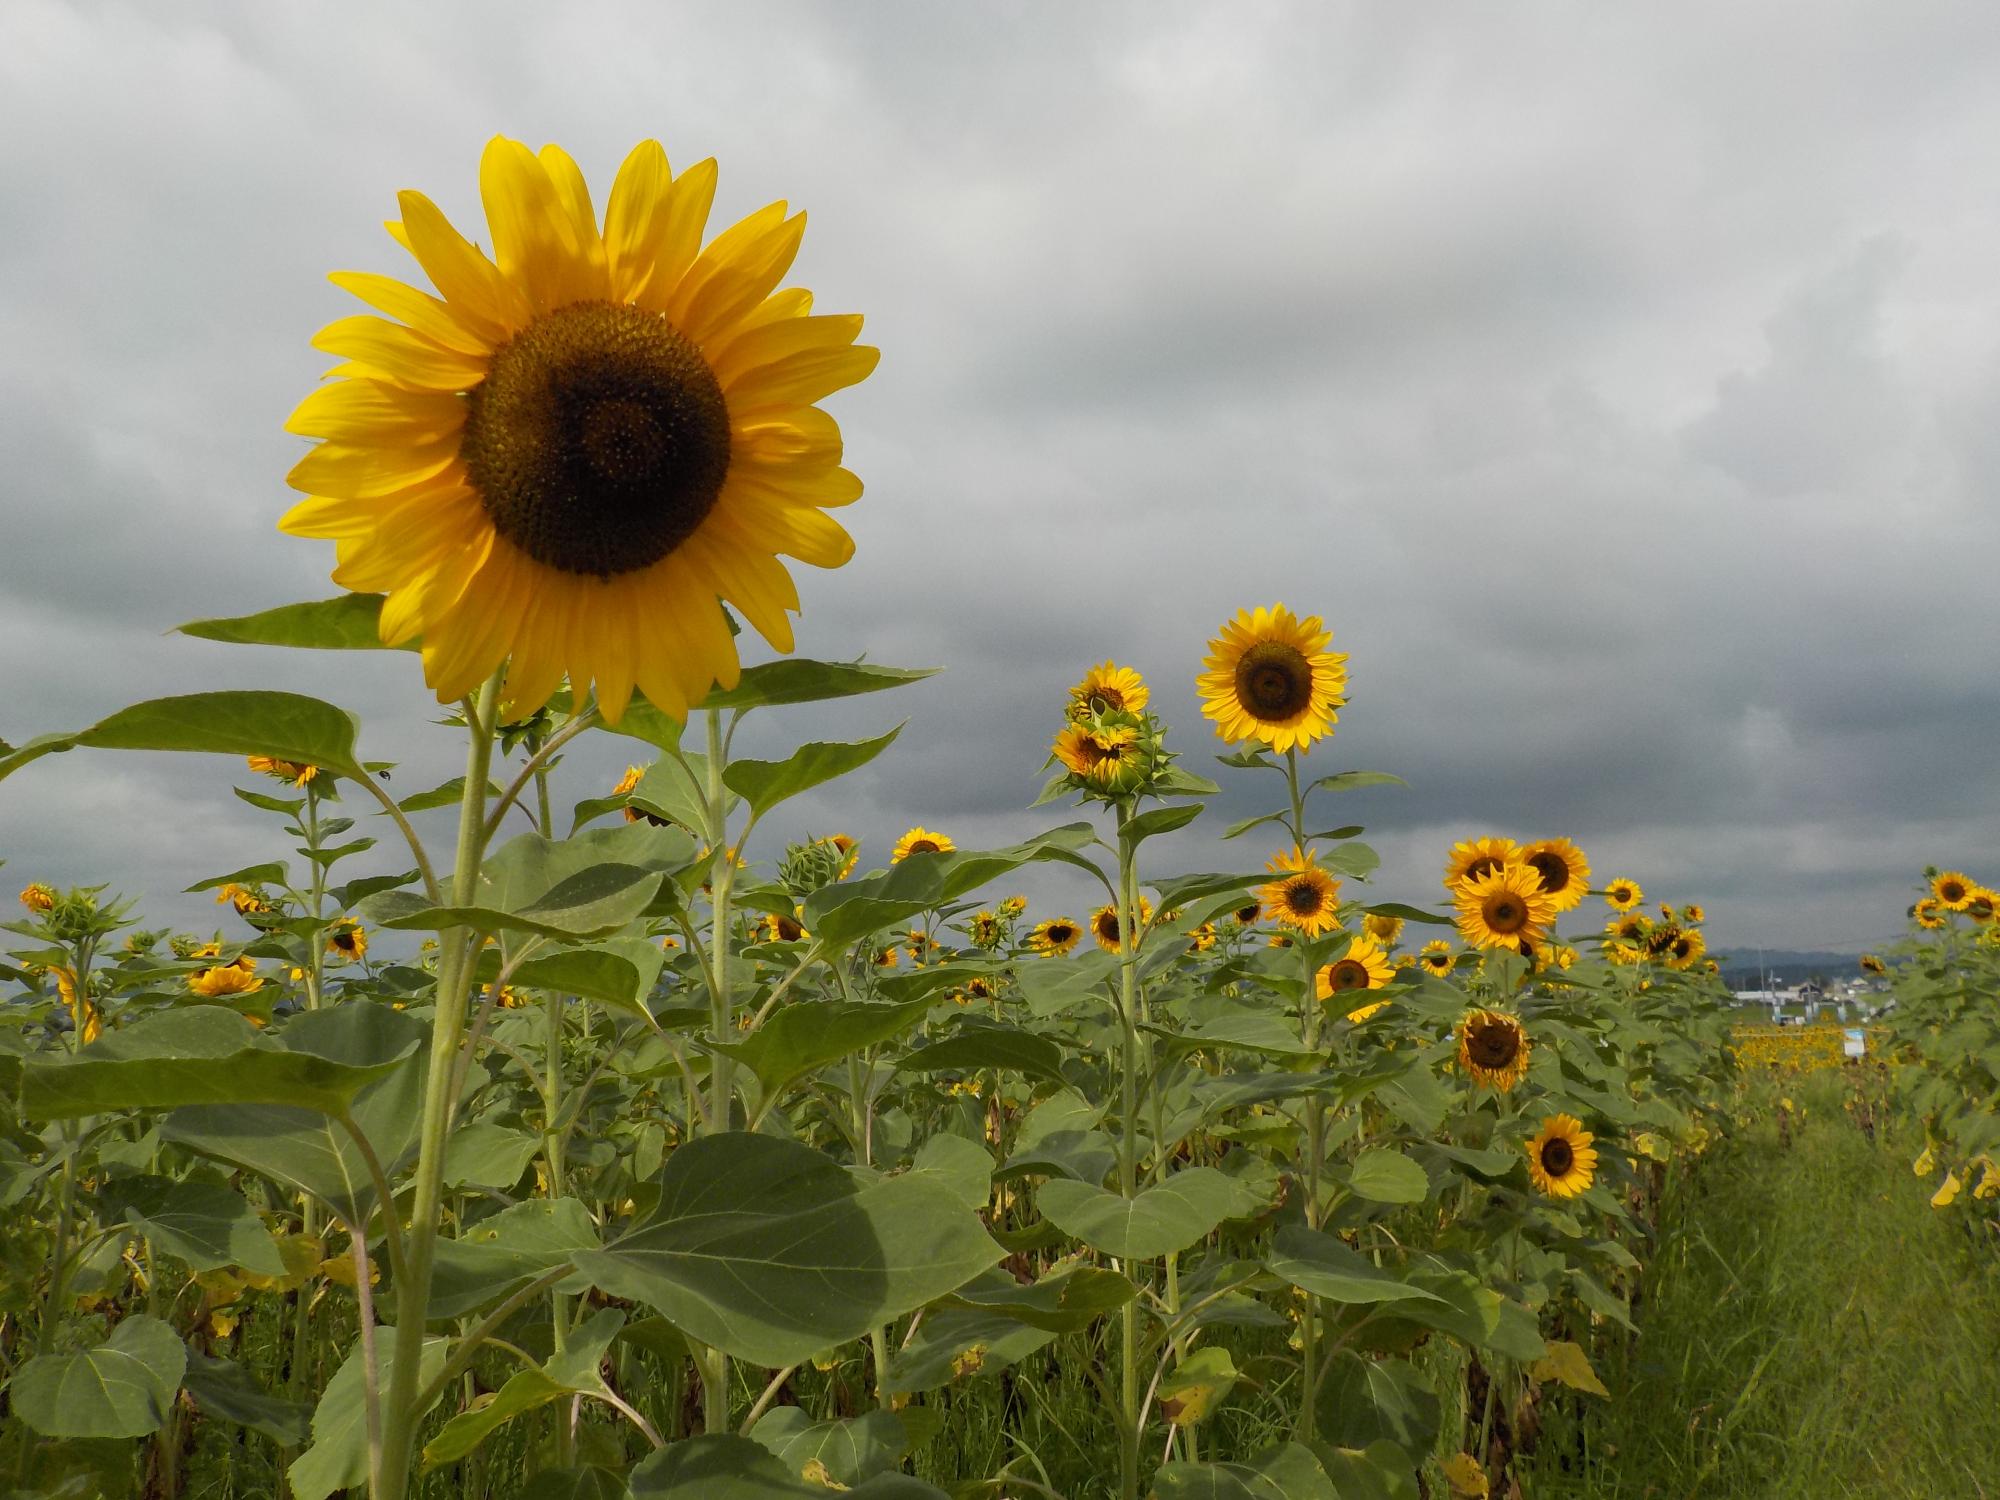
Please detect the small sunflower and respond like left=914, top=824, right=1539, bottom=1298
left=613, top=764, right=670, bottom=825
left=283, top=137, right=879, bottom=725
left=1419, top=940, right=1456, bottom=976
left=1681, top=902, right=1706, bottom=925
left=1913, top=898, right=1948, bottom=931
left=968, top=911, right=1002, bottom=949
left=216, top=883, right=272, bottom=919
left=1259, top=846, right=1343, bottom=938
left=871, top=943, right=901, bottom=968
left=998, top=895, right=1028, bottom=918
left=757, top=910, right=808, bottom=943
left=1091, top=898, right=1155, bottom=953
left=1520, top=838, right=1591, bottom=913
left=892, top=827, right=955, bottom=863
left=1859, top=954, right=1886, bottom=975
left=1543, top=942, right=1579, bottom=972
left=327, top=923, right=369, bottom=962
left=906, top=929, right=938, bottom=963
left=1525, top=1115, right=1598, bottom=1198
left=190, top=955, right=263, bottom=999
left=1454, top=864, right=1557, bottom=951
left=1316, top=935, right=1396, bottom=1000
left=1188, top=922, right=1218, bottom=953
left=1232, top=901, right=1262, bottom=928
left=1196, top=604, right=1347, bottom=754
left=1050, top=719, right=1150, bottom=795
left=19, top=883, right=56, bottom=914
left=1933, top=871, right=1976, bottom=910
left=1608, top=911, right=1651, bottom=944
left=1362, top=912, right=1405, bottom=947
left=248, top=755, right=318, bottom=787
left=1029, top=917, right=1083, bottom=956
left=1457, top=1009, right=1531, bottom=1091
left=825, top=833, right=861, bottom=880
left=1067, top=661, right=1149, bottom=720
left=1601, top=878, right=1643, bottom=912
left=1962, top=887, right=1997, bottom=923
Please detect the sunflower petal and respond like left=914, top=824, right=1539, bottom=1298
left=312, top=315, right=491, bottom=392
left=396, top=190, right=530, bottom=337
left=328, top=271, right=493, bottom=356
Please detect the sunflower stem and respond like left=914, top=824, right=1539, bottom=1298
left=1114, top=800, right=1145, bottom=1500
left=373, top=675, right=501, bottom=1500
left=697, top=705, right=737, bottom=1433
left=1285, top=748, right=1326, bottom=1442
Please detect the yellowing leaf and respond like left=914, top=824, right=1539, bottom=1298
left=1156, top=1346, right=1240, bottom=1426
left=1930, top=1170, right=1962, bottom=1209
left=1531, top=1339, right=1610, bottom=1398
left=1441, top=1452, right=1490, bottom=1497
left=1913, top=1144, right=1936, bottom=1176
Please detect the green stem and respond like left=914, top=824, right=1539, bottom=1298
left=696, top=706, right=737, bottom=1433
left=1283, top=749, right=1327, bottom=1442
left=1114, top=801, right=1144, bottom=1500
left=372, top=677, right=500, bottom=1500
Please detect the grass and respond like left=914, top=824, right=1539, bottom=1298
left=1527, top=1071, right=2000, bottom=1500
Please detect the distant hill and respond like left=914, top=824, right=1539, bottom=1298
left=1718, top=950, right=1869, bottom=988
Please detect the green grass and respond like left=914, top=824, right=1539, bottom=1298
left=1527, top=1073, right=2000, bottom=1500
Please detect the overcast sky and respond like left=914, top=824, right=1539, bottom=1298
left=3, top=1, right=1998, bottom=956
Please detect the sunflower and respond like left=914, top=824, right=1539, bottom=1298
left=1362, top=912, right=1405, bottom=947
left=1457, top=1009, right=1530, bottom=1091
left=1442, top=837, right=1521, bottom=893
left=1067, top=661, right=1148, bottom=720
left=190, top=956, right=263, bottom=999
left=1259, top=847, right=1343, bottom=937
left=998, top=895, right=1027, bottom=918
left=871, top=943, right=901, bottom=969
left=248, top=755, right=318, bottom=787
left=1091, top=898, right=1155, bottom=953
left=1419, top=940, right=1456, bottom=976
left=892, top=827, right=955, bottom=863
left=968, top=911, right=1002, bottom=949
left=19, top=883, right=56, bottom=914
left=1543, top=942, right=1579, bottom=972
left=1232, top=902, right=1262, bottom=928
left=1454, top=864, right=1557, bottom=951
left=1666, top=929, right=1705, bottom=970
left=906, top=929, right=938, bottom=963
left=1196, top=604, right=1347, bottom=753
left=1188, top=922, right=1218, bottom=953
left=282, top=137, right=878, bottom=725
left=1913, top=898, right=1948, bottom=931
left=756, top=910, right=808, bottom=943
left=1525, top=1115, right=1598, bottom=1198
left=1316, top=935, right=1396, bottom=1001
left=1029, top=917, right=1082, bottom=956
left=1608, top=911, right=1651, bottom=944
left=1859, top=954, right=1886, bottom=975
left=1050, top=719, right=1149, bottom=794
left=216, top=884, right=272, bottom=919
left=1682, top=902, right=1706, bottom=925
left=1932, top=871, right=1976, bottom=910
left=1520, top=838, right=1591, bottom=913
left=327, top=923, right=369, bottom=962
left=1963, top=887, right=1997, bottom=924
left=1601, top=878, right=1643, bottom=912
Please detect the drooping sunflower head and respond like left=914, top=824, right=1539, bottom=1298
left=1316, top=935, right=1396, bottom=1002
left=283, top=137, right=878, bottom=725
left=1859, top=953, right=1886, bottom=975
left=1362, top=912, right=1405, bottom=947
left=1932, top=871, right=1976, bottom=910
left=1030, top=917, right=1083, bottom=957
left=216, top=883, right=273, bottom=919
left=1067, top=661, right=1149, bottom=721
left=1913, top=898, right=1947, bottom=931
left=1419, top=940, right=1456, bottom=976
left=1962, top=887, right=1997, bottom=924
left=1601, top=878, right=1644, bottom=913
left=968, top=911, right=1003, bottom=949
left=1454, top=864, right=1558, bottom=951
left=1457, top=1008, right=1531, bottom=1091
left=1196, top=604, right=1347, bottom=754
left=1090, top=898, right=1155, bottom=953
left=892, top=827, right=955, bottom=863
left=327, top=923, right=368, bottom=962
left=189, top=956, right=264, bottom=999
left=247, top=755, right=318, bottom=787
left=1607, top=911, right=1651, bottom=944
left=1259, top=846, right=1343, bottom=938
left=1525, top=1115, right=1598, bottom=1198
left=1443, top=837, right=1522, bottom=894
left=1520, top=838, right=1591, bottom=913
left=19, top=883, right=56, bottom=914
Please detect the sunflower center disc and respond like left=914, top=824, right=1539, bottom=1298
left=1527, top=854, right=1569, bottom=893
left=1287, top=880, right=1322, bottom=915
left=1234, top=642, right=1313, bottom=719
left=1329, top=961, right=1365, bottom=990
left=464, top=301, right=732, bottom=579
left=1542, top=1138, right=1573, bottom=1174
left=1470, top=1025, right=1516, bottom=1067
left=1487, top=897, right=1525, bottom=932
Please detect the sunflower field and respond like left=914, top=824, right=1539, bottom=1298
left=7, top=135, right=1981, bottom=1500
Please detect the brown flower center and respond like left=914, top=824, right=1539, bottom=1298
left=1940, top=878, right=1967, bottom=902
left=464, top=301, right=732, bottom=579
left=1468, top=1018, right=1521, bottom=1069
left=906, top=839, right=940, bottom=856
left=1526, top=852, right=1570, bottom=894
left=1484, top=893, right=1528, bottom=934
left=1285, top=877, right=1326, bottom=916
left=1326, top=959, right=1369, bottom=991
left=1233, top=641, right=1313, bottom=720
left=1540, top=1137, right=1574, bottom=1176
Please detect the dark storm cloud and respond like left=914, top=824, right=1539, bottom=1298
left=2, top=1, right=1998, bottom=957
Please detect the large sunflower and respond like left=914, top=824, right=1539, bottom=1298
left=1457, top=1009, right=1531, bottom=1091
left=1932, top=871, right=1976, bottom=911
left=1454, top=864, right=1558, bottom=951
left=892, top=827, right=955, bottom=863
left=1259, top=846, right=1343, bottom=937
left=1067, top=661, right=1148, bottom=720
left=1601, top=878, right=1643, bottom=912
left=1030, top=917, right=1083, bottom=957
left=1442, top=837, right=1520, bottom=893
left=1316, top=935, right=1396, bottom=1000
left=1525, top=1115, right=1597, bottom=1198
left=283, top=137, right=877, bottom=724
left=1666, top=928, right=1705, bottom=970
left=1520, top=838, right=1591, bottom=913
left=1196, top=604, right=1347, bottom=753
left=190, top=955, right=264, bottom=999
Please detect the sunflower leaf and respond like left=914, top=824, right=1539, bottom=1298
left=723, top=724, right=904, bottom=818
left=9, top=1314, right=187, bottom=1439
left=0, top=691, right=368, bottom=787
left=1308, top=770, right=1407, bottom=795
left=698, top=659, right=938, bottom=711
left=177, top=594, right=408, bottom=651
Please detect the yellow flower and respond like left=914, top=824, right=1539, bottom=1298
left=327, top=922, right=368, bottom=962
left=189, top=956, right=264, bottom=998
left=1188, top=922, right=1218, bottom=953
left=1963, top=887, right=1997, bottom=923
left=1196, top=604, right=1347, bottom=754
left=1681, top=902, right=1707, bottom=925
left=281, top=137, right=879, bottom=725
left=1931, top=1170, right=1963, bottom=1209
left=1519, top=838, right=1591, bottom=914
left=215, top=883, right=272, bottom=918
left=1601, top=878, right=1644, bottom=912
left=1913, top=1144, right=1936, bottom=1176
left=1453, top=864, right=1558, bottom=951
left=826, top=834, right=860, bottom=880
left=871, top=943, right=901, bottom=969
left=247, top=755, right=318, bottom=786
left=1259, top=846, right=1342, bottom=938
left=1361, top=912, right=1404, bottom=947
left=998, top=895, right=1027, bottom=918
left=1029, top=917, right=1083, bottom=956
left=1443, top=837, right=1520, bottom=893
left=1457, top=1009, right=1530, bottom=1091
left=1050, top=720, right=1148, bottom=793
left=756, top=909, right=809, bottom=943
left=1316, top=935, right=1395, bottom=1001
left=1526, top=1115, right=1598, bottom=1198
left=1418, top=940, right=1455, bottom=976
left=1913, top=898, right=1947, bottom=931
left=1932, top=870, right=1976, bottom=910
left=1091, top=899, right=1154, bottom=954
left=892, top=827, right=955, bottom=863
left=1665, top=929, right=1706, bottom=970
left=1067, top=661, right=1149, bottom=720
left=19, top=883, right=56, bottom=914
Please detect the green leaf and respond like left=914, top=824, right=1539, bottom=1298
left=1152, top=1442, right=1338, bottom=1500
left=697, top=659, right=938, bottom=711
left=619, top=754, right=711, bottom=834
left=11, top=1315, right=188, bottom=1439
left=23, top=1002, right=423, bottom=1120
left=1315, top=1350, right=1441, bottom=1456
left=1126, top=804, right=1204, bottom=842
left=748, top=1408, right=914, bottom=1485
left=571, top=1133, right=1000, bottom=1368
left=935, top=823, right=1108, bottom=901
left=884, top=1308, right=1057, bottom=1394
left=1221, top=810, right=1290, bottom=842
left=0, top=691, right=369, bottom=789
left=424, top=1310, right=624, bottom=1468
left=905, top=1134, right=995, bottom=1214
left=804, top=858, right=948, bottom=947
left=185, top=862, right=290, bottom=894
left=896, top=1022, right=1066, bottom=1085
left=943, top=1265, right=1137, bottom=1332
left=633, top=1434, right=946, bottom=1497
left=99, top=1175, right=287, bottom=1277
left=1309, top=770, right=1406, bottom=795
left=1317, top=840, right=1381, bottom=879
left=1347, top=1148, right=1432, bottom=1205
left=723, top=724, right=903, bottom=818
left=712, top=995, right=937, bottom=1102
left=176, top=594, right=405, bottom=651
left=1265, top=1225, right=1445, bottom=1307
left=1148, top=871, right=1266, bottom=912
left=1362, top=902, right=1452, bottom=926
left=429, top=1198, right=599, bottom=1319
left=1158, top=1346, right=1241, bottom=1425
left=521, top=1467, right=631, bottom=1500
left=396, top=776, right=502, bottom=813
left=181, top=1350, right=312, bottom=1446
left=441, top=1123, right=542, bottom=1190
left=480, top=938, right=667, bottom=1018
left=1036, top=1169, right=1263, bottom=1259
left=290, top=1328, right=447, bottom=1500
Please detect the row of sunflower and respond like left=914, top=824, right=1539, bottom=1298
left=1, top=137, right=1738, bottom=1500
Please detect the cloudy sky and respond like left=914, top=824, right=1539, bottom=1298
left=3, top=1, right=1997, bottom=955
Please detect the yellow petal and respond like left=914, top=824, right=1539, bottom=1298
left=286, top=380, right=466, bottom=446
left=726, top=342, right=880, bottom=407
left=328, top=271, right=493, bottom=356
left=625, top=157, right=719, bottom=313
left=287, top=439, right=460, bottom=500
left=396, top=189, right=530, bottom=337
left=312, top=315, right=492, bottom=392
left=669, top=202, right=804, bottom=347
